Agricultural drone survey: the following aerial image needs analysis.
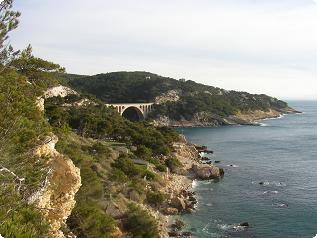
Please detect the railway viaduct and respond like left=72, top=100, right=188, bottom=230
left=106, top=103, right=154, bottom=121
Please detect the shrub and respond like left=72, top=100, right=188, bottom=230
left=111, top=168, right=128, bottom=183
left=112, top=155, right=139, bottom=177
left=67, top=202, right=116, bottom=238
left=146, top=191, right=166, bottom=207
left=124, top=204, right=159, bottom=238
left=135, top=145, right=152, bottom=160
left=0, top=186, right=50, bottom=238
left=112, top=155, right=156, bottom=181
left=142, top=170, right=156, bottom=181
left=165, top=157, right=182, bottom=172
left=155, top=164, right=167, bottom=172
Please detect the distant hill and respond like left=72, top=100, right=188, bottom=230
left=64, top=71, right=297, bottom=126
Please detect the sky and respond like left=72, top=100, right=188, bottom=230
left=11, top=0, right=317, bottom=100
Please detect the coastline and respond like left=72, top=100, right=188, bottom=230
left=158, top=136, right=223, bottom=237
left=153, top=107, right=300, bottom=128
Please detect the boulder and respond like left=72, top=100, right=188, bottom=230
left=161, top=207, right=179, bottom=215
left=172, top=219, right=185, bottom=230
left=168, top=231, right=179, bottom=237
left=188, top=195, right=196, bottom=202
left=192, top=165, right=224, bottom=180
left=171, top=196, right=186, bottom=211
left=185, top=201, right=195, bottom=209
left=182, top=231, right=193, bottom=237
left=185, top=207, right=194, bottom=213
left=240, top=222, right=250, bottom=227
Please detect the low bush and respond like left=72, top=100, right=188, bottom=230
left=146, top=191, right=166, bottom=207
left=155, top=164, right=167, bottom=172
left=124, top=204, right=159, bottom=238
left=67, top=202, right=116, bottom=238
left=165, top=157, right=182, bottom=172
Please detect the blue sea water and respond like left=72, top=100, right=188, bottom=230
left=180, top=101, right=317, bottom=238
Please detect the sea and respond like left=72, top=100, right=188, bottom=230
left=180, top=101, right=317, bottom=238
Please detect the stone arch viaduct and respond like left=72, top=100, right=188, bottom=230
left=106, top=103, right=154, bottom=121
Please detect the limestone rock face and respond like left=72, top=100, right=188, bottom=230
left=154, top=90, right=181, bottom=104
left=30, top=134, right=81, bottom=238
left=170, top=196, right=186, bottom=211
left=171, top=197, right=186, bottom=211
left=33, top=134, right=59, bottom=158
left=35, top=96, right=45, bottom=112
left=152, top=115, right=172, bottom=127
left=192, top=164, right=224, bottom=180
left=44, top=86, right=78, bottom=99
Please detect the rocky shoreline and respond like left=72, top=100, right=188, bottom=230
left=153, top=107, right=300, bottom=128
left=158, top=136, right=224, bottom=237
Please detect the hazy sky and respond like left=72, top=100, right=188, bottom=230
left=11, top=0, right=317, bottom=100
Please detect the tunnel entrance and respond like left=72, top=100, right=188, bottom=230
left=122, top=107, right=144, bottom=122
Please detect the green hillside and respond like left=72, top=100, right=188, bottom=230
left=66, top=71, right=290, bottom=121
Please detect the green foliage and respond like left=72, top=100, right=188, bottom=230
left=0, top=69, right=52, bottom=196
left=0, top=186, right=50, bottom=238
left=0, top=70, right=50, bottom=152
left=112, top=154, right=155, bottom=181
left=0, top=0, right=21, bottom=65
left=80, top=162, right=104, bottom=199
left=68, top=71, right=177, bottom=103
left=165, top=157, right=182, bottom=173
left=155, top=164, right=167, bottom=172
left=56, top=134, right=117, bottom=237
left=90, top=142, right=111, bottom=155
left=135, top=145, right=152, bottom=160
left=45, top=96, right=177, bottom=155
left=66, top=71, right=289, bottom=121
left=124, top=204, right=160, bottom=238
left=112, top=155, right=138, bottom=177
left=10, top=44, right=65, bottom=87
left=110, top=168, right=128, bottom=183
left=67, top=202, right=116, bottom=238
left=146, top=191, right=166, bottom=207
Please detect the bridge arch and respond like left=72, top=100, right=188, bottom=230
left=121, top=106, right=144, bottom=122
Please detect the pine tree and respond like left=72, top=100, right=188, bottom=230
left=0, top=0, right=21, bottom=66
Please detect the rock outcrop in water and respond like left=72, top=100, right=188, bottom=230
left=191, top=164, right=224, bottom=180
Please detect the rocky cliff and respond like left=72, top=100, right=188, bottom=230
left=28, top=87, right=81, bottom=238
left=30, top=134, right=81, bottom=238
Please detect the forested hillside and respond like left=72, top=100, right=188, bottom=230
left=65, top=71, right=294, bottom=126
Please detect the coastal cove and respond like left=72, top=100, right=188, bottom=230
left=179, top=101, right=317, bottom=238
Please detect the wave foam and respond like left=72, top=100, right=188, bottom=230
left=263, top=190, right=279, bottom=195
left=218, top=223, right=248, bottom=232
left=201, top=180, right=213, bottom=185
left=218, top=224, right=232, bottom=230
left=255, top=181, right=286, bottom=187
left=272, top=202, right=288, bottom=208
left=192, top=179, right=198, bottom=189
left=260, top=123, right=270, bottom=127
